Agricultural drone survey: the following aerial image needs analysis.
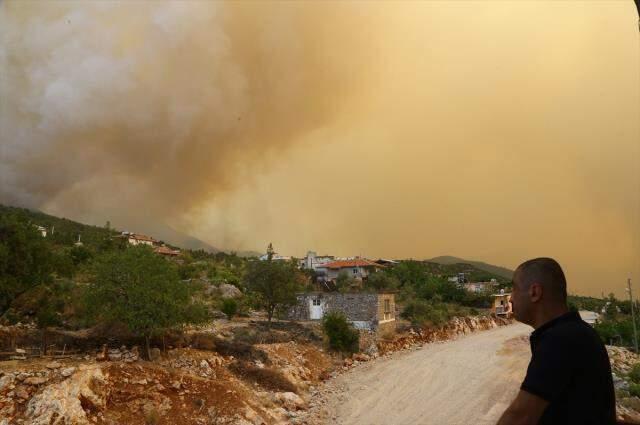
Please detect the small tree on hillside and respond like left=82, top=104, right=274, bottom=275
left=221, top=298, right=238, bottom=320
left=244, top=254, right=302, bottom=324
left=367, top=272, right=399, bottom=292
left=322, top=311, right=359, bottom=353
left=85, top=246, right=207, bottom=359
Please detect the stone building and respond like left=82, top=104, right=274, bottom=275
left=288, top=291, right=396, bottom=336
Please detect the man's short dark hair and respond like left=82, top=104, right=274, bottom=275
left=515, top=257, right=567, bottom=302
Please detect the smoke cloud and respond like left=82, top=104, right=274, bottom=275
left=1, top=1, right=639, bottom=297
left=1, top=0, right=377, bottom=222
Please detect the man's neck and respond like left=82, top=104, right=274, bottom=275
left=531, top=306, right=570, bottom=330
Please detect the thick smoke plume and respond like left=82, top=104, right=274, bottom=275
left=1, top=1, right=639, bottom=297
left=0, top=1, right=375, bottom=226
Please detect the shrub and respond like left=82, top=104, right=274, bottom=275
left=630, top=363, right=640, bottom=384
left=322, top=311, right=359, bottom=353
left=629, top=383, right=640, bottom=398
left=401, top=299, right=458, bottom=327
left=221, top=298, right=238, bottom=320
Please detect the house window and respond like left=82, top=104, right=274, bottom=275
left=352, top=268, right=358, bottom=274
left=312, top=298, right=321, bottom=306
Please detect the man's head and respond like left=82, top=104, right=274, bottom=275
left=511, top=257, right=568, bottom=326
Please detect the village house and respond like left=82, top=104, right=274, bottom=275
left=288, top=291, right=396, bottom=336
left=314, top=258, right=384, bottom=283
left=119, top=232, right=159, bottom=247
left=302, top=251, right=335, bottom=271
left=258, top=253, right=292, bottom=261
left=579, top=310, right=600, bottom=326
left=154, top=245, right=181, bottom=257
left=463, top=279, right=498, bottom=293
left=492, top=290, right=512, bottom=317
left=33, top=225, right=47, bottom=237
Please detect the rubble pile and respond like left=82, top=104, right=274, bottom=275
left=608, top=346, right=639, bottom=375
left=95, top=345, right=140, bottom=362
left=605, top=345, right=640, bottom=423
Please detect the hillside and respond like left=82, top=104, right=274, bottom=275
left=427, top=255, right=514, bottom=280
left=0, top=204, right=219, bottom=253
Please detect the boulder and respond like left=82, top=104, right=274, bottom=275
left=25, top=367, right=107, bottom=425
left=46, top=361, right=62, bottom=370
left=219, top=284, right=242, bottom=299
left=0, top=374, right=14, bottom=391
left=274, top=392, right=306, bottom=411
left=24, top=376, right=48, bottom=386
left=61, top=367, right=77, bottom=378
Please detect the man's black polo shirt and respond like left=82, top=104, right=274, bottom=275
left=520, top=311, right=616, bottom=424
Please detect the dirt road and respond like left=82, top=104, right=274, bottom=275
left=317, top=323, right=532, bottom=425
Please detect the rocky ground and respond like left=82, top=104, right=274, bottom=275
left=0, top=318, right=338, bottom=425
left=5, top=316, right=636, bottom=425
left=608, top=345, right=640, bottom=423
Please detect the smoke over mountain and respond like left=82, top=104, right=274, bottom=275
left=1, top=1, right=639, bottom=296
left=0, top=1, right=376, bottom=224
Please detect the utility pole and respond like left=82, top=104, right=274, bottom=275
left=627, top=278, right=638, bottom=353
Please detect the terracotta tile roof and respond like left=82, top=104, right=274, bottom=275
left=321, top=259, right=383, bottom=269
left=154, top=246, right=180, bottom=256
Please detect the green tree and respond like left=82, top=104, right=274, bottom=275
left=85, top=246, right=207, bottom=359
left=387, top=261, right=428, bottom=288
left=243, top=257, right=302, bottom=324
left=0, top=218, right=54, bottom=317
left=221, top=298, right=238, bottom=320
left=322, top=311, right=359, bottom=353
left=366, top=272, right=399, bottom=292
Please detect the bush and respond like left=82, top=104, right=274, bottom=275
left=322, top=311, right=359, bottom=353
left=630, top=383, right=640, bottom=398
left=221, top=298, right=238, bottom=320
left=630, top=363, right=640, bottom=384
left=401, top=299, right=459, bottom=327
left=367, top=272, right=399, bottom=292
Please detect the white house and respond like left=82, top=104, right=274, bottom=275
left=463, top=280, right=498, bottom=293
left=34, top=225, right=47, bottom=237
left=579, top=310, right=600, bottom=326
left=120, top=232, right=159, bottom=247
left=258, top=253, right=292, bottom=261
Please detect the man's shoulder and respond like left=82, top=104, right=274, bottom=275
left=540, top=317, right=604, bottom=350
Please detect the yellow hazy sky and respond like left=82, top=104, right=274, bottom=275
left=1, top=1, right=639, bottom=297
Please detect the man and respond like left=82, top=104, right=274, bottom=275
left=497, top=258, right=616, bottom=425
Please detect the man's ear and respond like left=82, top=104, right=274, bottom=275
left=529, top=282, right=543, bottom=303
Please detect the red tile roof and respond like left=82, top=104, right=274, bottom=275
left=154, top=246, right=180, bottom=256
left=321, top=259, right=383, bottom=269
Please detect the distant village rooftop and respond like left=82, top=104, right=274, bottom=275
left=322, top=259, right=384, bottom=269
